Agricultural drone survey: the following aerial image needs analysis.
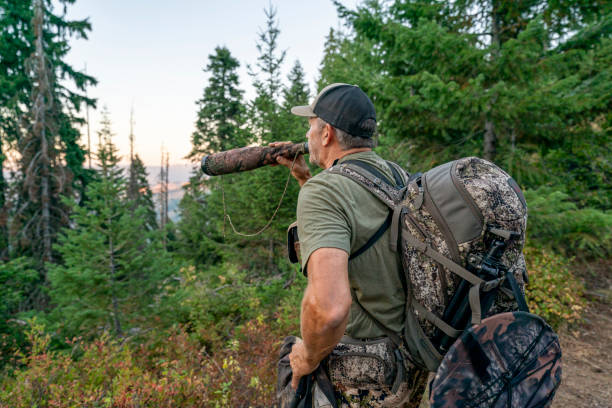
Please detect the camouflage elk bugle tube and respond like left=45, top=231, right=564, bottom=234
left=201, top=142, right=309, bottom=176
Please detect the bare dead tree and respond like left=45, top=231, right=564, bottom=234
left=85, top=63, right=92, bottom=169
left=158, top=147, right=170, bottom=248
left=127, top=106, right=138, bottom=201
left=165, top=150, right=169, bottom=226
left=159, top=145, right=166, bottom=247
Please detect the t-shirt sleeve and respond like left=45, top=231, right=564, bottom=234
left=296, top=177, right=351, bottom=270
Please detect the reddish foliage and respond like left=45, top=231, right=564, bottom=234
left=0, top=317, right=284, bottom=407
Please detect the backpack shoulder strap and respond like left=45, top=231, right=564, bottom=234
left=385, top=160, right=407, bottom=188
left=342, top=159, right=395, bottom=187
left=327, top=160, right=402, bottom=208
left=329, top=159, right=405, bottom=260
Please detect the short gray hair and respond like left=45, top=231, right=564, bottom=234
left=317, top=118, right=376, bottom=150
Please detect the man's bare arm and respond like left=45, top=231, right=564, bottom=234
left=289, top=247, right=352, bottom=388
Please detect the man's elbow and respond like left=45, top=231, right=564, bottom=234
left=307, top=296, right=351, bottom=333
left=327, top=302, right=351, bottom=330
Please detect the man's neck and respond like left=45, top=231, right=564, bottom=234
left=323, top=147, right=371, bottom=169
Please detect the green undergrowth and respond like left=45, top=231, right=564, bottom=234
left=525, top=187, right=612, bottom=259
left=524, top=246, right=586, bottom=329
left=0, top=245, right=592, bottom=406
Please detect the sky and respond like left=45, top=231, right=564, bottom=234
left=62, top=0, right=359, bottom=167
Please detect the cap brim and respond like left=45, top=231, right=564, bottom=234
left=291, top=105, right=316, bottom=117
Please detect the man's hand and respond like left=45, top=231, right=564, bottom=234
left=288, top=338, right=319, bottom=389
left=269, top=141, right=311, bottom=187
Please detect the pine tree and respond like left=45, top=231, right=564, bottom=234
left=282, top=60, right=310, bottom=115
left=131, top=153, right=157, bottom=231
left=248, top=4, right=286, bottom=145
left=10, top=0, right=72, bottom=280
left=125, top=109, right=156, bottom=230
left=49, top=109, right=171, bottom=338
left=221, top=4, right=293, bottom=272
left=320, top=0, right=611, bottom=205
left=187, top=46, right=246, bottom=159
left=1, top=0, right=96, bottom=266
left=177, top=46, right=247, bottom=266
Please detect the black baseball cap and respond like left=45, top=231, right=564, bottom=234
left=291, top=83, right=376, bottom=138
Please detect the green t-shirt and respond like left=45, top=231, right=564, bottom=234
left=297, top=151, right=407, bottom=339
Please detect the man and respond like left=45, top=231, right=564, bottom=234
left=274, top=84, right=429, bottom=407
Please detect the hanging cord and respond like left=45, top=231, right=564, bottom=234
left=221, top=150, right=300, bottom=237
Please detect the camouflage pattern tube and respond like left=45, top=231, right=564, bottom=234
left=201, top=142, right=308, bottom=176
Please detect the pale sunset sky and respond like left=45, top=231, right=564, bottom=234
left=63, top=0, right=360, bottom=167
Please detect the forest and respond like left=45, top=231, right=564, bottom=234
left=0, top=0, right=610, bottom=406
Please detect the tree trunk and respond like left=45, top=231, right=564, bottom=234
left=0, top=141, right=5, bottom=212
left=483, top=119, right=497, bottom=161
left=33, top=0, right=52, bottom=263
left=0, top=140, right=7, bottom=260
left=483, top=1, right=502, bottom=162
left=128, top=108, right=137, bottom=201
left=108, top=234, right=123, bottom=337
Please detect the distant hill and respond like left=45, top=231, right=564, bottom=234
left=146, top=163, right=197, bottom=222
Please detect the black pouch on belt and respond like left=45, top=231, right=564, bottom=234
left=277, top=336, right=338, bottom=408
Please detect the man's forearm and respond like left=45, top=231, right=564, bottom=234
left=288, top=247, right=351, bottom=388
left=300, top=288, right=349, bottom=365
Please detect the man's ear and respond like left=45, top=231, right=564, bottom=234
left=321, top=123, right=334, bottom=147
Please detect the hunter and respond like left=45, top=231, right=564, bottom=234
left=274, top=83, right=429, bottom=407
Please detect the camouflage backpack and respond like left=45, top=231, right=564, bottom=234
left=326, top=157, right=561, bottom=405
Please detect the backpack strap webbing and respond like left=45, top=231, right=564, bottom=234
left=329, top=162, right=400, bottom=208
left=401, top=229, right=483, bottom=286
left=506, top=268, right=530, bottom=313
left=349, top=211, right=393, bottom=260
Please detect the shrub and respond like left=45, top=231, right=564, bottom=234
left=524, top=246, right=585, bottom=329
left=0, top=316, right=280, bottom=407
left=0, top=257, right=39, bottom=369
left=525, top=187, right=612, bottom=259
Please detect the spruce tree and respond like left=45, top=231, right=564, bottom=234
left=49, top=109, right=171, bottom=338
left=220, top=4, right=293, bottom=272
left=187, top=46, right=246, bottom=159
left=178, top=46, right=247, bottom=266
left=131, top=153, right=158, bottom=231
left=1, top=0, right=96, bottom=266
left=247, top=4, right=286, bottom=145
left=320, top=0, right=611, bottom=206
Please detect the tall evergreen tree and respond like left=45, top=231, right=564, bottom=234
left=125, top=109, right=156, bottom=231
left=248, top=4, right=286, bottom=145
left=223, top=4, right=293, bottom=272
left=320, top=0, right=611, bottom=207
left=282, top=60, right=310, bottom=115
left=1, top=0, right=96, bottom=266
left=49, top=109, right=171, bottom=338
left=178, top=46, right=247, bottom=266
left=131, top=153, right=157, bottom=231
left=188, top=46, right=246, bottom=159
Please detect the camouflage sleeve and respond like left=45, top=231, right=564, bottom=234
left=296, top=176, right=351, bottom=271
